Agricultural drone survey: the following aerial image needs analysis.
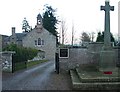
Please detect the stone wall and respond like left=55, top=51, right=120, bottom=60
left=59, top=42, right=118, bottom=72
left=88, top=42, right=103, bottom=52
left=59, top=48, right=101, bottom=72
left=114, top=47, right=120, bottom=66
left=59, top=47, right=89, bottom=71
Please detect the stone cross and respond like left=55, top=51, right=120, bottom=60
left=99, top=1, right=117, bottom=74
left=101, top=0, right=114, bottom=50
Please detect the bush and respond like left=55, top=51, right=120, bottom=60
left=3, top=44, right=38, bottom=63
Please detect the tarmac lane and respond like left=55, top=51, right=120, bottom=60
left=2, top=61, right=55, bottom=90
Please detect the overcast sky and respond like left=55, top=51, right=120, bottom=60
left=0, top=0, right=119, bottom=44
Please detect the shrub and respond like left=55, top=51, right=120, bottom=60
left=3, top=44, right=38, bottom=62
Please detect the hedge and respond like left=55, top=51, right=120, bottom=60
left=3, top=44, right=38, bottom=63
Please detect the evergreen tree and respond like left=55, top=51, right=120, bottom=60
left=42, top=5, right=58, bottom=36
left=81, top=32, right=91, bottom=42
left=96, top=31, right=115, bottom=42
left=22, top=17, right=31, bottom=32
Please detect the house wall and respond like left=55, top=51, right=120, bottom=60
left=23, top=28, right=56, bottom=61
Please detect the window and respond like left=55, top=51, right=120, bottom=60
left=36, top=38, right=44, bottom=46
left=38, top=38, right=41, bottom=45
left=35, top=40, right=37, bottom=45
left=38, top=20, right=41, bottom=24
left=41, top=40, right=44, bottom=45
left=59, top=48, right=69, bottom=58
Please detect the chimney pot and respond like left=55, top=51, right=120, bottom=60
left=12, top=27, right=15, bottom=35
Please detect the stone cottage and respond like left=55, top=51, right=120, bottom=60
left=3, top=13, right=57, bottom=61
left=0, top=35, right=9, bottom=49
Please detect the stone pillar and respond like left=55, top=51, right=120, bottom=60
left=2, top=51, right=15, bottom=73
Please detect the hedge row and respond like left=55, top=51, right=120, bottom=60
left=3, top=44, right=38, bottom=62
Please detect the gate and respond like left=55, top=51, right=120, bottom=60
left=12, top=54, right=27, bottom=72
left=55, top=53, right=59, bottom=74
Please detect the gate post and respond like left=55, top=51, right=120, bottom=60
left=55, top=53, right=59, bottom=74
left=12, top=54, right=15, bottom=73
left=11, top=51, right=15, bottom=73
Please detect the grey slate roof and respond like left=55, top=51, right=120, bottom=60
left=4, top=33, right=27, bottom=42
left=3, top=35, right=10, bottom=42
left=37, top=13, right=42, bottom=20
left=15, top=33, right=27, bottom=41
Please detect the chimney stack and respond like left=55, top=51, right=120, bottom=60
left=12, top=27, right=15, bottom=35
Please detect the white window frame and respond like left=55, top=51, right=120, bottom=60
left=34, top=38, right=44, bottom=46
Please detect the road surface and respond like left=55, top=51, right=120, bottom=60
left=2, top=61, right=71, bottom=90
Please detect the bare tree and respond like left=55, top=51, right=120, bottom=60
left=89, top=32, right=95, bottom=42
left=60, top=19, right=67, bottom=45
left=71, top=22, right=75, bottom=46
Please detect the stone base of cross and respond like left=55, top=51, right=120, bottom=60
left=99, top=50, right=118, bottom=75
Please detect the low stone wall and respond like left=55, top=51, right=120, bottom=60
left=114, top=47, right=120, bottom=67
left=59, top=43, right=119, bottom=72
left=59, top=48, right=90, bottom=71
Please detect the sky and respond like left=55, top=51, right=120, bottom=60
left=0, top=0, right=119, bottom=44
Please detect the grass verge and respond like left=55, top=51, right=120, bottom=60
left=27, top=60, right=48, bottom=68
left=14, top=60, right=48, bottom=72
left=14, top=62, right=26, bottom=71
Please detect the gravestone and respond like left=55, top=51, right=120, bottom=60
left=99, top=0, right=117, bottom=74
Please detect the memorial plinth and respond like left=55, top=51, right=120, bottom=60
left=70, top=64, right=120, bottom=90
left=99, top=50, right=117, bottom=72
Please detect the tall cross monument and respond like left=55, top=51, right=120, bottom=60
left=99, top=0, right=117, bottom=74
left=101, top=0, right=114, bottom=50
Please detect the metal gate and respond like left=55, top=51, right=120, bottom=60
left=55, top=53, right=59, bottom=74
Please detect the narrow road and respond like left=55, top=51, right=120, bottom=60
left=2, top=61, right=71, bottom=90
